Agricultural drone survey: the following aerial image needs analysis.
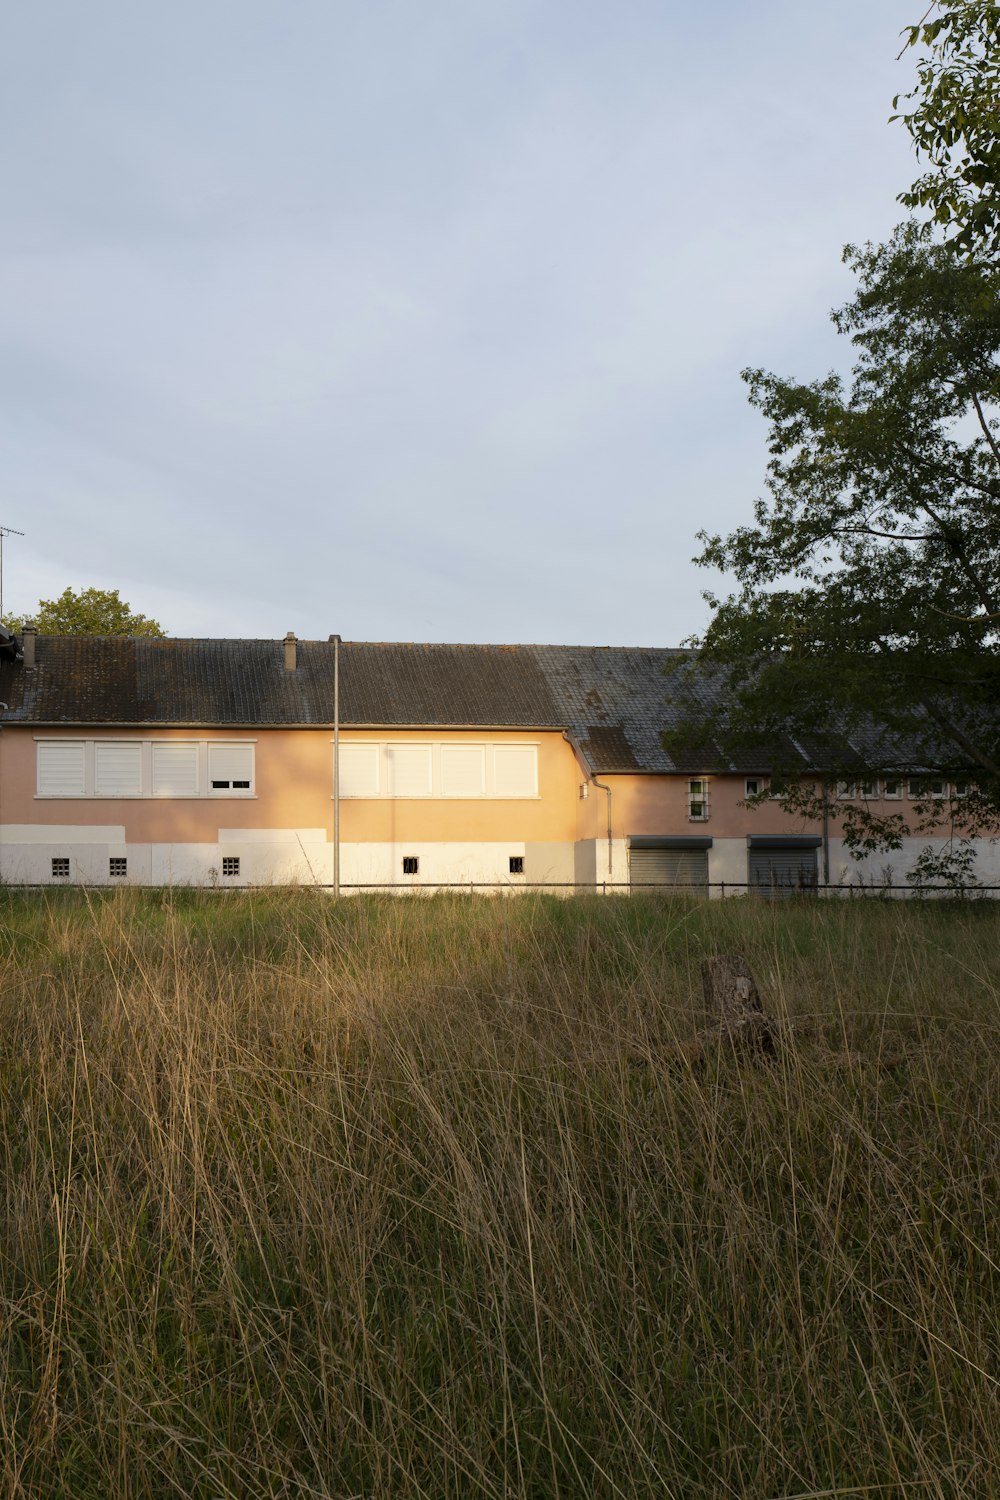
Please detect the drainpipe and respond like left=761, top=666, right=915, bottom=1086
left=562, top=730, right=613, bottom=879
left=332, top=634, right=341, bottom=898
left=821, top=782, right=830, bottom=887
left=591, top=773, right=613, bottom=877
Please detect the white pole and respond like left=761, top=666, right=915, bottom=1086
left=333, top=633, right=341, bottom=897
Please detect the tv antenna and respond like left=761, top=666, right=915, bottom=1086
left=0, top=526, right=24, bottom=623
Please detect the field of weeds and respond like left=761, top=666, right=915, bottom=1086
left=0, top=887, right=998, bottom=1499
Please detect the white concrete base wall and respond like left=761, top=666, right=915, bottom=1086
left=0, top=830, right=534, bottom=890
left=573, top=838, right=628, bottom=890
left=826, top=836, right=1000, bottom=892
left=707, top=839, right=752, bottom=896
left=1, top=829, right=996, bottom=893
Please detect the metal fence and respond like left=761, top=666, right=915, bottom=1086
left=5, top=879, right=999, bottom=898
left=326, top=880, right=1000, bottom=897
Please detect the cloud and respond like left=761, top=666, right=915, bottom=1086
left=0, top=0, right=921, bottom=643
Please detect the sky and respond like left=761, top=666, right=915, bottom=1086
left=1, top=1, right=925, bottom=645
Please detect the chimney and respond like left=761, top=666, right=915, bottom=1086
left=21, top=620, right=36, bottom=669
left=283, top=631, right=297, bottom=671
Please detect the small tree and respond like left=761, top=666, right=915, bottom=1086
left=6, top=587, right=165, bottom=637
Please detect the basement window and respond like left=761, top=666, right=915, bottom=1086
left=222, top=856, right=240, bottom=878
left=509, top=856, right=524, bottom=874
left=109, top=857, right=127, bottom=879
left=687, top=779, right=709, bottom=821
left=51, top=857, right=70, bottom=879
left=402, top=856, right=419, bottom=875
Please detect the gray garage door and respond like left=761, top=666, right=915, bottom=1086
left=629, top=837, right=711, bottom=892
left=748, top=839, right=820, bottom=898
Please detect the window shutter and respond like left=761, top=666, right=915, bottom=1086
left=94, top=742, right=142, bottom=797
left=440, top=745, right=486, bottom=797
left=208, top=744, right=254, bottom=790
left=339, top=743, right=380, bottom=798
left=37, top=742, right=86, bottom=797
left=152, top=743, right=200, bottom=796
left=386, top=744, right=432, bottom=797
left=493, top=745, right=537, bottom=798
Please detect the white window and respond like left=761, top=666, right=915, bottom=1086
left=493, top=745, right=537, bottom=798
left=836, top=781, right=856, bottom=800
left=387, top=744, right=433, bottom=797
left=953, top=780, right=969, bottom=798
left=38, top=742, right=85, bottom=797
left=94, top=741, right=142, bottom=797
left=152, top=743, right=199, bottom=797
left=883, top=777, right=902, bottom=799
left=339, top=743, right=380, bottom=798
left=859, top=778, right=879, bottom=799
left=36, top=739, right=256, bottom=798
left=332, top=740, right=540, bottom=799
left=688, top=778, right=709, bottom=821
left=441, top=744, right=486, bottom=798
left=744, top=777, right=763, bottom=798
left=208, top=744, right=254, bottom=794
left=909, top=777, right=946, bottom=799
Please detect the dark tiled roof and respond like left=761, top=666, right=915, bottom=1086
left=0, top=637, right=708, bottom=772
left=0, top=638, right=562, bottom=733
left=0, top=636, right=917, bottom=776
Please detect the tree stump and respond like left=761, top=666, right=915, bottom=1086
left=700, top=955, right=777, bottom=1059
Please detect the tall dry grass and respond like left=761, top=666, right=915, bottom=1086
left=0, top=887, right=998, bottom=1498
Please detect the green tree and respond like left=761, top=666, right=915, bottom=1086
left=5, top=586, right=165, bottom=637
left=664, top=226, right=1000, bottom=867
left=894, top=1, right=1000, bottom=256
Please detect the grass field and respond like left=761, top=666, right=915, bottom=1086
left=0, top=887, right=998, bottom=1499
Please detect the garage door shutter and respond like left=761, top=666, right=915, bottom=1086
left=629, top=838, right=710, bottom=891
left=748, top=840, right=819, bottom=898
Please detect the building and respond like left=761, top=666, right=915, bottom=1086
left=0, top=630, right=994, bottom=892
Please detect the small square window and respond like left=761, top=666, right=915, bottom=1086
left=859, top=778, right=879, bottom=799
left=836, top=781, right=856, bottom=800
left=402, top=855, right=419, bottom=875
left=222, top=856, right=240, bottom=878
left=109, top=857, right=127, bottom=879
left=953, top=780, right=969, bottom=798
left=509, top=856, right=524, bottom=874
left=744, top=778, right=762, bottom=798
left=883, top=777, right=902, bottom=799
left=51, top=857, right=70, bottom=879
